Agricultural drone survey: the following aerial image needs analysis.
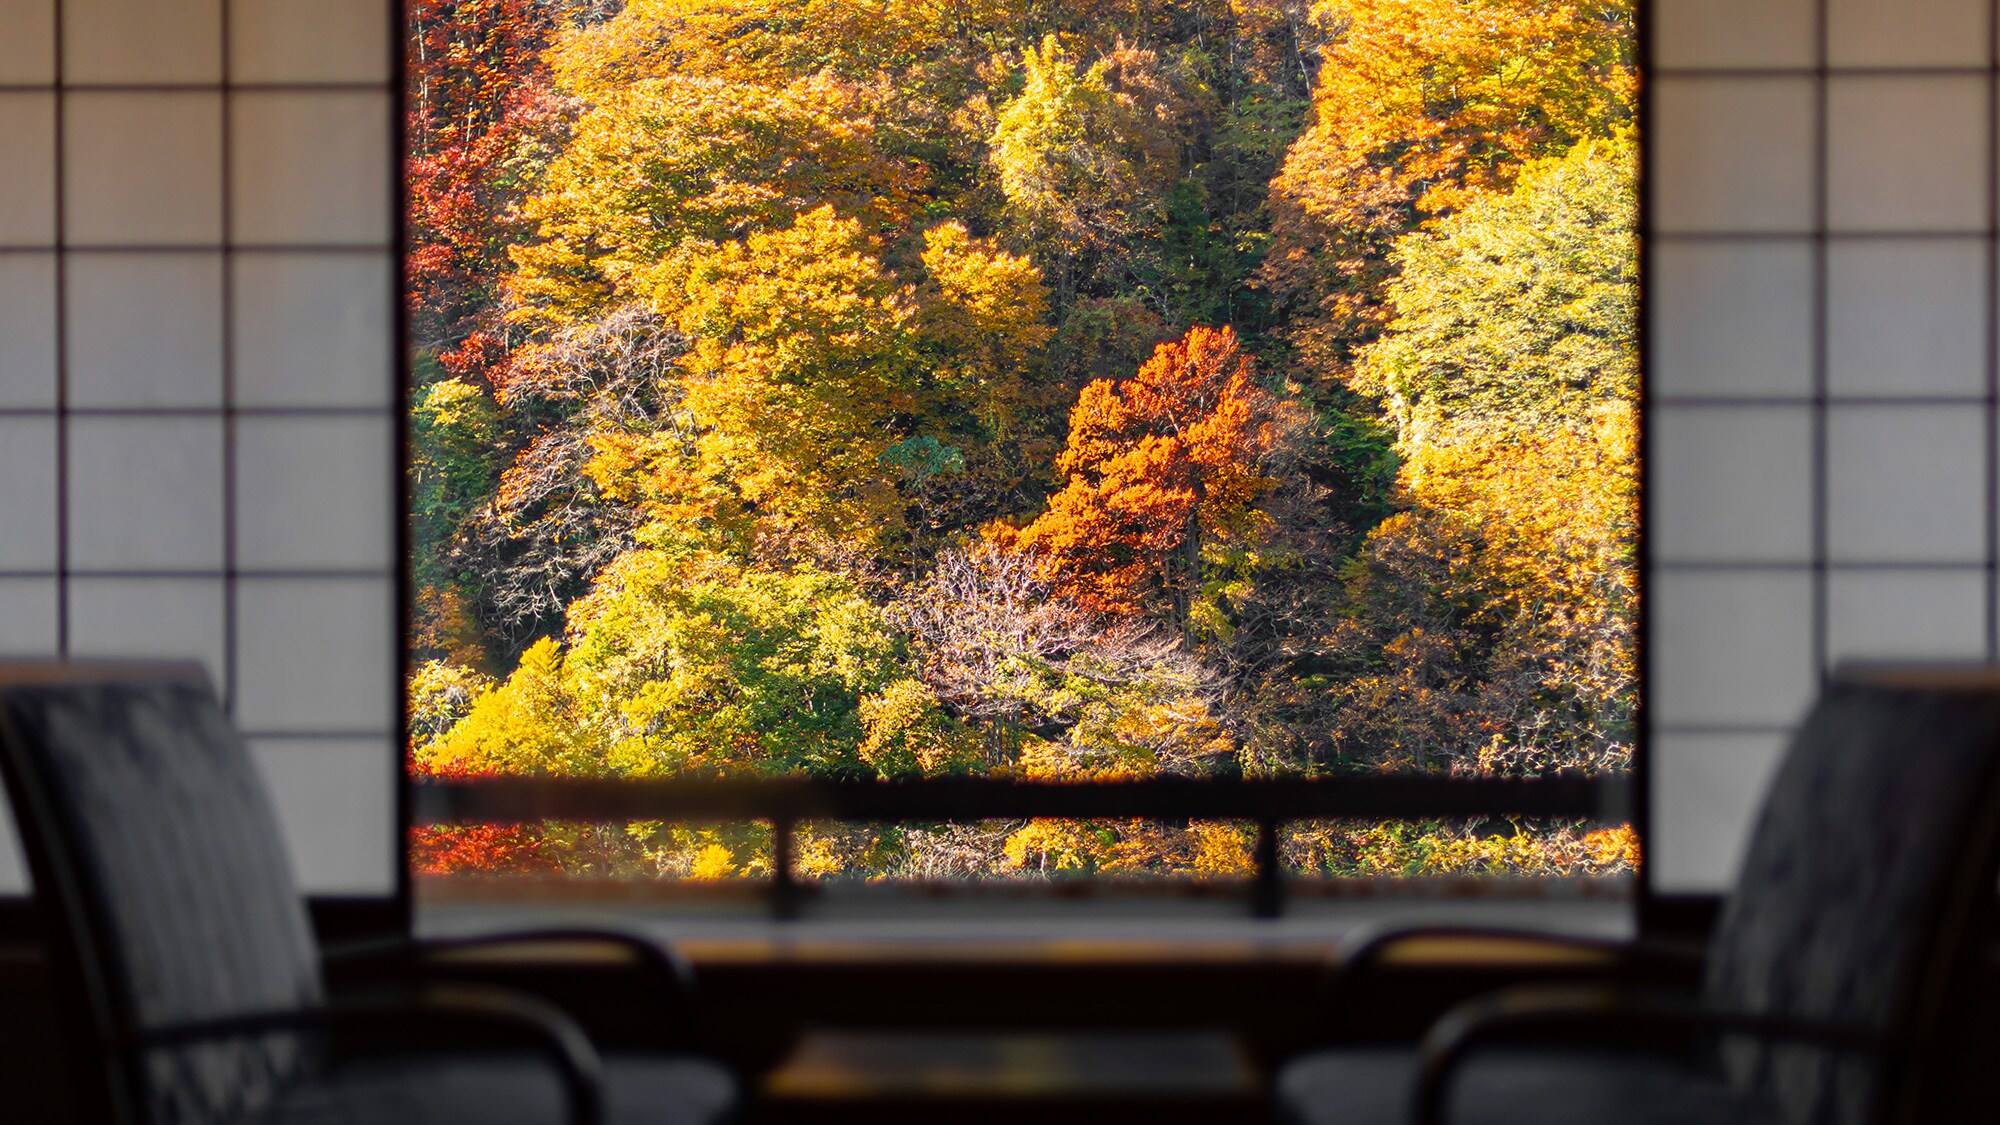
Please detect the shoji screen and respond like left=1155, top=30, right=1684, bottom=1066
left=1650, top=0, right=2000, bottom=889
left=0, top=0, right=398, bottom=895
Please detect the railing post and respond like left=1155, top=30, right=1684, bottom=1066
left=771, top=816, right=799, bottom=921
left=1252, top=816, right=1282, bottom=918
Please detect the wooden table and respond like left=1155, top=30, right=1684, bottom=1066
left=755, top=1027, right=1267, bottom=1124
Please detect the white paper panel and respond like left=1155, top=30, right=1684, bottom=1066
left=1825, top=406, right=1987, bottom=564
left=232, top=252, right=396, bottom=407
left=1651, top=570, right=1817, bottom=728
left=1827, top=569, right=1990, bottom=664
left=0, top=416, right=58, bottom=570
left=1652, top=76, right=1815, bottom=234
left=1652, top=0, right=1816, bottom=70
left=1827, top=239, right=1988, bottom=398
left=249, top=737, right=396, bottom=893
left=1828, top=76, right=1990, bottom=233
left=0, top=93, right=57, bottom=246
left=229, top=91, right=394, bottom=246
left=234, top=576, right=396, bottom=734
left=0, top=253, right=58, bottom=406
left=1651, top=240, right=1816, bottom=399
left=64, top=92, right=223, bottom=246
left=229, top=0, right=390, bottom=85
left=1650, top=731, right=1791, bottom=893
left=0, top=578, right=60, bottom=657
left=62, top=0, right=221, bottom=85
left=234, top=415, right=395, bottom=571
left=65, top=252, right=225, bottom=408
left=65, top=415, right=225, bottom=570
left=66, top=576, right=229, bottom=693
left=1652, top=406, right=1815, bottom=563
left=1828, top=0, right=1990, bottom=68
left=0, top=0, right=56, bottom=84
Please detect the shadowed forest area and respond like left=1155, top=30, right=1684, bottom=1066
left=404, top=0, right=1639, bottom=882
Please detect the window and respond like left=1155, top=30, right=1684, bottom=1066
left=402, top=0, right=1639, bottom=919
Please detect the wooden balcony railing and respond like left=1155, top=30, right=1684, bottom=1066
left=413, top=774, right=1628, bottom=919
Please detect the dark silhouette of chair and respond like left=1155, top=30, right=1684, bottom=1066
left=0, top=662, right=740, bottom=1125
left=1276, top=669, right=2000, bottom=1125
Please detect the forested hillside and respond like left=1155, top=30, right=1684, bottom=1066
left=405, top=0, right=1639, bottom=881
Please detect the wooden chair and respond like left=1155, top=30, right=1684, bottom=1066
left=1276, top=669, right=2000, bottom=1125
left=0, top=661, right=740, bottom=1125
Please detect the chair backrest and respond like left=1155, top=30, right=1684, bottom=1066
left=1702, top=670, right=2000, bottom=1125
left=0, top=663, right=326, bottom=1124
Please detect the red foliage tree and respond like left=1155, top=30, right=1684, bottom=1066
left=406, top=0, right=565, bottom=382
left=406, top=742, right=559, bottom=876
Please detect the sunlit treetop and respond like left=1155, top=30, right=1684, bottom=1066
left=507, top=72, right=925, bottom=326
left=672, top=205, right=921, bottom=548
left=1291, top=0, right=1633, bottom=217
left=546, top=0, right=1229, bottom=99
left=1356, top=134, right=1636, bottom=446
left=1262, top=0, right=1634, bottom=368
left=988, top=35, right=1190, bottom=266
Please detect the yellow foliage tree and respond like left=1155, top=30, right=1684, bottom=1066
left=675, top=206, right=921, bottom=547
left=507, top=72, right=922, bottom=326
left=989, top=36, right=1189, bottom=281
left=915, top=221, right=1054, bottom=438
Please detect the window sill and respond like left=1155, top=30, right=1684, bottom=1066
left=415, top=877, right=1635, bottom=965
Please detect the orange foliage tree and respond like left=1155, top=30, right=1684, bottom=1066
left=995, top=325, right=1292, bottom=621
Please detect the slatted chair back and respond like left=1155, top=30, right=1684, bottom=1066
left=0, top=664, right=326, bottom=1124
left=1702, top=670, right=2000, bottom=1125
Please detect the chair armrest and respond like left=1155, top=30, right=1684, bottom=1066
left=1321, top=923, right=1704, bottom=1025
left=130, top=983, right=606, bottom=1125
left=325, top=927, right=698, bottom=1002
left=1412, top=983, right=1884, bottom=1125
left=1336, top=923, right=1697, bottom=978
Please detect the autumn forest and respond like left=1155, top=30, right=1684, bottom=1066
left=405, top=0, right=1640, bottom=882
